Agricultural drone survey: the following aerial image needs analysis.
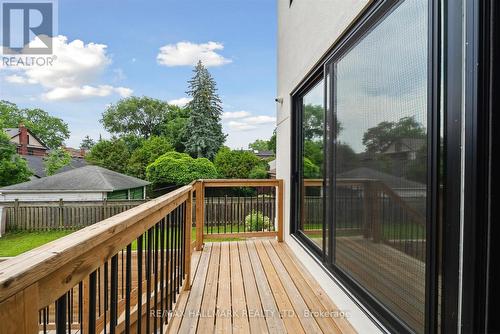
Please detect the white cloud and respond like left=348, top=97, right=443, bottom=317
left=225, top=114, right=276, bottom=131
left=157, top=41, right=231, bottom=67
left=242, top=115, right=276, bottom=125
left=222, top=111, right=251, bottom=119
left=1, top=35, right=133, bottom=101
left=168, top=97, right=192, bottom=107
left=227, top=121, right=257, bottom=131
left=43, top=85, right=132, bottom=101
left=4, top=74, right=37, bottom=84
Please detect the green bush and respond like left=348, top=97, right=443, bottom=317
left=146, top=151, right=218, bottom=186
left=248, top=166, right=268, bottom=179
left=244, top=210, right=272, bottom=232
left=127, top=136, right=173, bottom=178
left=214, top=147, right=264, bottom=179
left=303, top=157, right=320, bottom=178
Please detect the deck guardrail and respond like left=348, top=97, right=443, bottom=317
left=0, top=179, right=284, bottom=334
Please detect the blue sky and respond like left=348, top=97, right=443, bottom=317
left=0, top=0, right=277, bottom=149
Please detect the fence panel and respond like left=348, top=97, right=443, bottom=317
left=1, top=200, right=147, bottom=231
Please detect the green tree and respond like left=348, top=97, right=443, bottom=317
left=44, top=148, right=72, bottom=176
left=214, top=147, right=265, bottom=179
left=127, top=136, right=173, bottom=179
left=184, top=61, right=226, bottom=159
left=160, top=106, right=189, bottom=152
left=79, top=135, right=96, bottom=150
left=146, top=151, right=218, bottom=186
left=0, top=131, right=32, bottom=186
left=101, top=96, right=171, bottom=139
left=268, top=129, right=276, bottom=153
left=85, top=138, right=131, bottom=174
left=362, top=116, right=426, bottom=153
left=303, top=157, right=320, bottom=178
left=248, top=139, right=269, bottom=152
left=0, top=101, right=70, bottom=149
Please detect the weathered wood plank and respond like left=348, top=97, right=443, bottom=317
left=238, top=242, right=268, bottom=334
left=245, top=240, right=286, bottom=334
left=197, top=242, right=221, bottom=332
left=229, top=242, right=250, bottom=334
left=215, top=242, right=232, bottom=334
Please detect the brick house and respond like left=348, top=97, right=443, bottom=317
left=4, top=124, right=49, bottom=157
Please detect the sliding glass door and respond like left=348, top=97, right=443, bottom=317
left=292, top=0, right=434, bottom=332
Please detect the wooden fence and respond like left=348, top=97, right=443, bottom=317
left=1, top=199, right=147, bottom=231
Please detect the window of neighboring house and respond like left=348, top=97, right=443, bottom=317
left=291, top=0, right=432, bottom=332
left=27, top=148, right=34, bottom=155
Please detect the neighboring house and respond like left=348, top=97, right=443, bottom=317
left=0, top=165, right=149, bottom=202
left=63, top=146, right=88, bottom=158
left=253, top=150, right=275, bottom=159
left=4, top=124, right=49, bottom=156
left=268, top=159, right=276, bottom=178
left=23, top=155, right=88, bottom=179
left=381, top=138, right=426, bottom=161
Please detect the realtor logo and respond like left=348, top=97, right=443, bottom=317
left=1, top=1, right=55, bottom=54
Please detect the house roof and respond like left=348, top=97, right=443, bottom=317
left=0, top=165, right=150, bottom=193
left=337, top=167, right=425, bottom=190
left=4, top=127, right=48, bottom=149
left=23, top=155, right=88, bottom=178
left=4, top=128, right=19, bottom=138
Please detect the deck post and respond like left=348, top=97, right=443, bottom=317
left=184, top=189, right=193, bottom=290
left=277, top=179, right=284, bottom=242
left=195, top=181, right=204, bottom=251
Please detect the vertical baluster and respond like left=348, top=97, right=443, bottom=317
left=125, top=244, right=132, bottom=334
left=154, top=223, right=159, bottom=333
left=89, top=270, right=97, bottom=334
left=110, top=255, right=118, bottom=334
left=237, top=194, right=240, bottom=233
left=137, top=235, right=143, bottom=334
left=160, top=218, right=165, bottom=331
left=43, top=307, right=48, bottom=334
left=167, top=212, right=173, bottom=312
left=104, top=261, right=108, bottom=334
left=55, top=293, right=67, bottom=334
left=224, top=195, right=227, bottom=233
left=146, top=228, right=153, bottom=334
left=174, top=206, right=179, bottom=295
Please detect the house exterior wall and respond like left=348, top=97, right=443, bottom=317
left=0, top=192, right=105, bottom=202
left=276, top=0, right=383, bottom=332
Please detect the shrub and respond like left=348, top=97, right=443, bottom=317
left=146, top=151, right=218, bottom=186
left=127, top=136, right=173, bottom=178
left=244, top=210, right=272, bottom=232
left=214, top=147, right=263, bottom=179
left=303, top=157, right=320, bottom=178
left=248, top=166, right=268, bottom=179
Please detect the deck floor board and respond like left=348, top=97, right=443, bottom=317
left=169, top=240, right=356, bottom=334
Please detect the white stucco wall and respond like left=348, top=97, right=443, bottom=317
left=276, top=0, right=384, bottom=332
left=0, top=192, right=105, bottom=202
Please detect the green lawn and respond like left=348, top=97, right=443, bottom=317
left=0, top=227, right=247, bottom=257
left=0, top=230, right=73, bottom=257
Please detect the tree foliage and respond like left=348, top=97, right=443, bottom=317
left=160, top=106, right=189, bottom=152
left=79, top=135, right=96, bottom=150
left=362, top=116, right=426, bottom=153
left=214, top=148, right=266, bottom=179
left=146, top=151, right=218, bottom=186
left=0, top=131, right=32, bottom=186
left=268, top=129, right=276, bottom=153
left=85, top=138, right=131, bottom=174
left=101, top=96, right=172, bottom=139
left=127, top=136, right=173, bottom=179
left=303, top=157, right=320, bottom=178
left=0, top=100, right=70, bottom=149
left=248, top=139, right=269, bottom=152
left=44, top=148, right=72, bottom=176
left=184, top=61, right=226, bottom=159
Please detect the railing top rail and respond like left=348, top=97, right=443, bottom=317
left=200, top=179, right=282, bottom=188
left=0, top=184, right=192, bottom=304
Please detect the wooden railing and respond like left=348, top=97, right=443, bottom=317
left=302, top=178, right=426, bottom=259
left=0, top=179, right=284, bottom=333
left=193, top=179, right=284, bottom=250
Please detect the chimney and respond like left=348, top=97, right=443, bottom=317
left=18, top=123, right=28, bottom=155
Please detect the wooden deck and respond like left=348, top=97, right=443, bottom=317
left=167, top=240, right=355, bottom=334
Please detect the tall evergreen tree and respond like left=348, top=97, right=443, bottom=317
left=184, top=61, right=226, bottom=159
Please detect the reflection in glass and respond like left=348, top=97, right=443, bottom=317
left=300, top=79, right=324, bottom=250
left=332, top=0, right=428, bottom=332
